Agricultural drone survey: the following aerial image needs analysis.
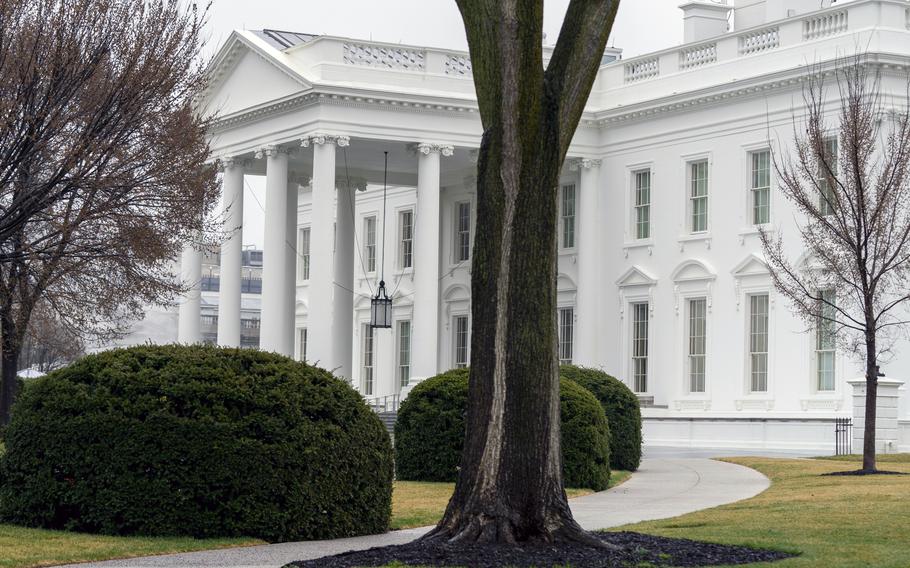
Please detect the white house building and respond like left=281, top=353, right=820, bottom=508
left=172, top=0, right=910, bottom=452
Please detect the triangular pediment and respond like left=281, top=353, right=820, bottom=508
left=616, top=266, right=657, bottom=288
left=731, top=253, right=769, bottom=278
left=671, top=259, right=716, bottom=283
left=201, top=32, right=312, bottom=117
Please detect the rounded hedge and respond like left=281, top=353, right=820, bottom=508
left=559, top=365, right=642, bottom=471
left=395, top=368, right=611, bottom=490
left=0, top=344, right=393, bottom=542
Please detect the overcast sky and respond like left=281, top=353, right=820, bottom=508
left=204, top=0, right=690, bottom=248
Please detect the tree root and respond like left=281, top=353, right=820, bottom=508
left=422, top=514, right=621, bottom=550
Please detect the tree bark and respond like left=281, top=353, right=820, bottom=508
left=424, top=0, right=619, bottom=546
left=863, top=331, right=878, bottom=472
left=0, top=308, right=21, bottom=426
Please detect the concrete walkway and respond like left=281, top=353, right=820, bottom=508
left=61, top=458, right=769, bottom=568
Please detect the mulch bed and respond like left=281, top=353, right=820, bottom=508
left=823, top=469, right=907, bottom=477
left=286, top=531, right=795, bottom=567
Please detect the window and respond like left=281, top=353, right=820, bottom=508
left=364, top=216, right=376, bottom=272
left=454, top=315, right=469, bottom=368
left=362, top=324, right=374, bottom=395
left=241, top=318, right=260, bottom=330
left=455, top=202, right=471, bottom=263
left=561, top=184, right=576, bottom=249
left=819, top=138, right=838, bottom=216
left=816, top=290, right=836, bottom=391
left=201, top=314, right=218, bottom=327
left=688, top=298, right=707, bottom=393
left=399, top=210, right=414, bottom=269
left=631, top=302, right=649, bottom=392
left=297, top=327, right=307, bottom=362
left=298, top=227, right=310, bottom=281
left=634, top=170, right=651, bottom=240
left=397, top=320, right=411, bottom=389
left=558, top=308, right=574, bottom=365
left=689, top=160, right=709, bottom=233
left=751, top=150, right=771, bottom=225
left=749, top=294, right=769, bottom=392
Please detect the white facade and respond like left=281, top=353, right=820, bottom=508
left=172, top=1, right=910, bottom=451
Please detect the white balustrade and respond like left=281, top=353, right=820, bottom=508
left=738, top=26, right=780, bottom=56
left=342, top=43, right=426, bottom=71
left=624, top=57, right=659, bottom=83
left=679, top=43, right=717, bottom=70
left=803, top=10, right=848, bottom=41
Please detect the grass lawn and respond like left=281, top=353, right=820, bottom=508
left=391, top=470, right=633, bottom=530
left=0, top=525, right=257, bottom=568
left=620, top=454, right=910, bottom=568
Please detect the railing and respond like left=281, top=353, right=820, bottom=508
left=739, top=26, right=780, bottom=56
left=342, top=42, right=426, bottom=71
left=803, top=10, right=848, bottom=40
left=679, top=42, right=717, bottom=69
left=365, top=394, right=400, bottom=413
left=624, top=56, right=659, bottom=83
left=835, top=417, right=853, bottom=455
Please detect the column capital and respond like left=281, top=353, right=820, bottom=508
left=217, top=156, right=249, bottom=171
left=301, top=134, right=350, bottom=148
left=570, top=158, right=602, bottom=171
left=254, top=145, right=293, bottom=160
left=417, top=142, right=455, bottom=157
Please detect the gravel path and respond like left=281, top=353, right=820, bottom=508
left=58, top=457, right=769, bottom=568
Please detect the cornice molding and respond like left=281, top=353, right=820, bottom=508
left=570, top=158, right=602, bottom=170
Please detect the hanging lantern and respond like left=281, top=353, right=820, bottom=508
left=370, top=280, right=392, bottom=328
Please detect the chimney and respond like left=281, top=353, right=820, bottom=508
left=680, top=1, right=732, bottom=43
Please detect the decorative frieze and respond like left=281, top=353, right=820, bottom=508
left=570, top=158, right=602, bottom=171
left=342, top=42, right=426, bottom=71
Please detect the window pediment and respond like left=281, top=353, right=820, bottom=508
left=616, top=266, right=658, bottom=288
left=731, top=253, right=769, bottom=278
left=671, top=259, right=716, bottom=283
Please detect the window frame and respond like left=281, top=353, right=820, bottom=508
left=362, top=324, right=375, bottom=395
left=363, top=215, right=377, bottom=274
left=397, top=319, right=412, bottom=390
left=687, top=159, right=709, bottom=234
left=297, top=327, right=307, bottom=362
left=687, top=297, right=707, bottom=393
left=749, top=149, right=771, bottom=226
left=297, top=226, right=311, bottom=281
left=633, top=169, right=651, bottom=240
left=453, top=314, right=470, bottom=369
left=454, top=201, right=472, bottom=264
left=557, top=307, right=574, bottom=365
left=630, top=301, right=649, bottom=393
left=560, top=183, right=576, bottom=250
left=398, top=209, right=414, bottom=270
left=747, top=293, right=770, bottom=393
left=815, top=289, right=837, bottom=392
left=819, top=138, right=838, bottom=217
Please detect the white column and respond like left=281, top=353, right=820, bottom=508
left=217, top=158, right=245, bottom=347
left=407, top=143, right=453, bottom=391
left=285, top=179, right=300, bottom=357
left=177, top=240, right=202, bottom=343
left=574, top=158, right=602, bottom=366
left=332, top=180, right=356, bottom=380
left=303, top=134, right=350, bottom=370
left=258, top=146, right=291, bottom=355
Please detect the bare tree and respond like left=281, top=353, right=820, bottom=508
left=761, top=57, right=910, bottom=473
left=18, top=302, right=84, bottom=374
left=424, top=0, right=619, bottom=546
left=0, top=0, right=220, bottom=425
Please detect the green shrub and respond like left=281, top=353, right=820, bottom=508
left=395, top=368, right=611, bottom=490
left=0, top=344, right=393, bottom=542
left=560, top=365, right=642, bottom=471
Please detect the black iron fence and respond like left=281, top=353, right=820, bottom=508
left=834, top=417, right=853, bottom=455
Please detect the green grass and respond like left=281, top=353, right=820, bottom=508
left=0, top=525, right=258, bottom=568
left=815, top=453, right=910, bottom=463
left=391, top=471, right=633, bottom=530
left=618, top=455, right=910, bottom=567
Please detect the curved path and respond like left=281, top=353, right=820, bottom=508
left=60, top=458, right=769, bottom=568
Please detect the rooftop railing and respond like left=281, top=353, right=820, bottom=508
left=613, top=0, right=906, bottom=86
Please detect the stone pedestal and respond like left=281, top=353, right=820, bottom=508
left=847, top=376, right=904, bottom=454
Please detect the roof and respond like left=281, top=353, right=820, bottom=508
left=250, top=29, right=317, bottom=51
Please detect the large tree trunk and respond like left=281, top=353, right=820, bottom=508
left=862, top=332, right=878, bottom=472
left=0, top=309, right=21, bottom=426
left=424, top=0, right=619, bottom=546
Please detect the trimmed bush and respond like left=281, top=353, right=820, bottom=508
left=0, top=344, right=393, bottom=542
left=395, top=368, right=611, bottom=490
left=559, top=365, right=642, bottom=471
